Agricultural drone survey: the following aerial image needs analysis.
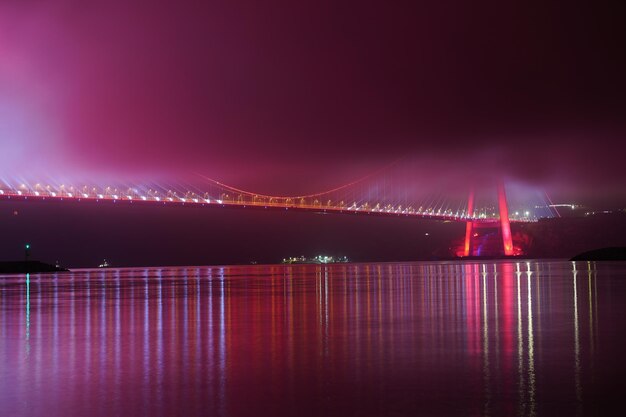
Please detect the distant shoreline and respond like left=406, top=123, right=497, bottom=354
left=0, top=261, right=69, bottom=274
left=570, top=247, right=626, bottom=261
left=3, top=252, right=623, bottom=274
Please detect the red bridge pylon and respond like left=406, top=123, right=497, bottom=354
left=463, top=182, right=514, bottom=257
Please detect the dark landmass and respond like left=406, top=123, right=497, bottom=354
left=2, top=199, right=626, bottom=267
left=570, top=247, right=626, bottom=261
left=0, top=261, right=69, bottom=274
left=447, top=212, right=626, bottom=260
left=519, top=212, right=626, bottom=259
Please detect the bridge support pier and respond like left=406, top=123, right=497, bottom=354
left=463, top=189, right=474, bottom=257
left=463, top=183, right=514, bottom=257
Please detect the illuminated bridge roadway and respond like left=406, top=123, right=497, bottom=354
left=0, top=180, right=533, bottom=224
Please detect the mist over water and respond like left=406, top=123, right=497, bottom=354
left=2, top=260, right=624, bottom=417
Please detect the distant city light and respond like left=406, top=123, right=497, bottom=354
left=282, top=255, right=349, bottom=264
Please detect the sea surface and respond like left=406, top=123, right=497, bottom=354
left=1, top=261, right=625, bottom=417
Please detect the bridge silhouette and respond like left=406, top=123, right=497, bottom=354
left=0, top=168, right=556, bottom=257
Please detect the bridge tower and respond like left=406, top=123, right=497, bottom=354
left=463, top=182, right=514, bottom=257
left=497, top=182, right=514, bottom=255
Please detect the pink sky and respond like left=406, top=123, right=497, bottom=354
left=1, top=1, right=625, bottom=205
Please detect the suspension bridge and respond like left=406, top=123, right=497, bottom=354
left=0, top=167, right=558, bottom=257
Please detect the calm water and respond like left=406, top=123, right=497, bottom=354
left=1, top=261, right=625, bottom=417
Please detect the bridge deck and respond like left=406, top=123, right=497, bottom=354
left=0, top=192, right=531, bottom=224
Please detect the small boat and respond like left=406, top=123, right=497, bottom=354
left=98, top=259, right=110, bottom=268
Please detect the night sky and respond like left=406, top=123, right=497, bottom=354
left=1, top=1, right=626, bottom=266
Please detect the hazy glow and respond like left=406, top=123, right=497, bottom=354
left=0, top=2, right=624, bottom=208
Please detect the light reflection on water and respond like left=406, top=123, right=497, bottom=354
left=1, top=261, right=624, bottom=417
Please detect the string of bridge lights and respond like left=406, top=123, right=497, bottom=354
left=0, top=179, right=540, bottom=223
